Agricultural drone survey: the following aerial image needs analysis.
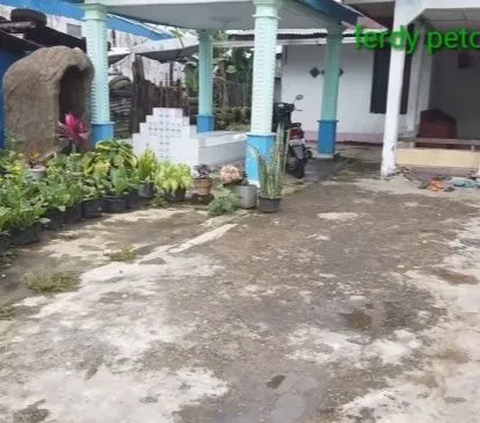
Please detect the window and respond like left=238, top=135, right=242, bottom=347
left=370, top=44, right=412, bottom=115
left=66, top=23, right=82, bottom=39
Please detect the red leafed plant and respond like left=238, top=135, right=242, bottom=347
left=58, top=113, right=89, bottom=153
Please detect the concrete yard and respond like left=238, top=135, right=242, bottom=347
left=1, top=158, right=480, bottom=422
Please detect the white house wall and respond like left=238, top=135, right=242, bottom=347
left=430, top=50, right=480, bottom=139
left=281, top=43, right=408, bottom=143
left=0, top=5, right=180, bottom=86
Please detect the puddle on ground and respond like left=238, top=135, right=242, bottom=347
left=341, top=297, right=436, bottom=336
left=341, top=310, right=372, bottom=331
left=430, top=268, right=478, bottom=285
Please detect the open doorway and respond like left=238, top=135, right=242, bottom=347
left=59, top=66, right=88, bottom=120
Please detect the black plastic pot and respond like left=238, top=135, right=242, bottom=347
left=164, top=189, right=186, bottom=203
left=126, top=191, right=141, bottom=210
left=64, top=203, right=82, bottom=224
left=139, top=182, right=154, bottom=198
left=258, top=196, right=282, bottom=213
left=102, top=195, right=127, bottom=213
left=10, top=224, right=41, bottom=246
left=0, top=232, right=11, bottom=254
left=82, top=199, right=103, bottom=219
left=43, top=209, right=66, bottom=230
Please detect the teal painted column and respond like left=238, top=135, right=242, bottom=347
left=318, top=25, right=343, bottom=158
left=197, top=30, right=214, bottom=133
left=83, top=2, right=114, bottom=144
left=246, top=0, right=281, bottom=185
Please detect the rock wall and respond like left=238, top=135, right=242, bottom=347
left=4, top=46, right=93, bottom=157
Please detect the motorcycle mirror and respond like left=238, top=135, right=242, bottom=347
left=295, top=94, right=304, bottom=101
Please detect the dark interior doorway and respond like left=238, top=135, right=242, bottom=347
left=59, top=66, right=87, bottom=120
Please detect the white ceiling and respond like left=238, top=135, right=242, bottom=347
left=102, top=0, right=343, bottom=30
left=424, top=8, right=480, bottom=30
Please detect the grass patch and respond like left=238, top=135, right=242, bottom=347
left=25, top=272, right=79, bottom=294
left=107, top=245, right=137, bottom=262
left=0, top=306, right=15, bottom=320
left=282, top=181, right=310, bottom=196
left=149, top=194, right=166, bottom=208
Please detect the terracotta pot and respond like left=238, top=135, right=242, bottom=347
left=194, top=177, right=213, bottom=197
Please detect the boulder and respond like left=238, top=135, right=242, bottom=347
left=4, top=46, right=94, bottom=158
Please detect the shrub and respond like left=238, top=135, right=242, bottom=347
left=208, top=188, right=238, bottom=216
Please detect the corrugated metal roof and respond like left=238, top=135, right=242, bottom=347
left=226, top=15, right=385, bottom=37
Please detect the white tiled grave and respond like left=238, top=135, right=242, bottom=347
left=132, top=107, right=247, bottom=168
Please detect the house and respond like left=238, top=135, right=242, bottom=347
left=226, top=23, right=393, bottom=145
left=343, top=0, right=480, bottom=175
left=64, top=0, right=361, bottom=182
left=229, top=0, right=480, bottom=175
left=0, top=0, right=183, bottom=85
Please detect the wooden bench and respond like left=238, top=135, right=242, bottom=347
left=401, top=138, right=480, bottom=151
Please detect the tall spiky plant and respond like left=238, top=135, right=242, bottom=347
left=251, top=124, right=289, bottom=199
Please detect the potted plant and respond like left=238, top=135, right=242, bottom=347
left=193, top=164, right=213, bottom=197
left=83, top=139, right=138, bottom=175
left=64, top=181, right=84, bottom=224
left=155, top=161, right=193, bottom=202
left=39, top=176, right=70, bottom=230
left=220, top=165, right=257, bottom=209
left=0, top=171, right=47, bottom=245
left=123, top=168, right=140, bottom=210
left=0, top=207, right=12, bottom=254
left=252, top=125, right=288, bottom=213
left=57, top=113, right=89, bottom=154
left=81, top=177, right=103, bottom=219
left=7, top=199, right=46, bottom=246
left=102, top=168, right=130, bottom=213
left=137, top=149, right=157, bottom=198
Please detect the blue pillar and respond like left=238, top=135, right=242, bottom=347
left=197, top=30, right=214, bottom=133
left=0, top=50, right=23, bottom=149
left=83, top=2, right=114, bottom=145
left=318, top=26, right=343, bottom=158
left=246, top=0, right=281, bottom=184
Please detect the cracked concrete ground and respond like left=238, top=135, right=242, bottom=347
left=1, top=158, right=480, bottom=422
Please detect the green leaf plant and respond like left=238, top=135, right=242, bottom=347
left=154, top=161, right=193, bottom=195
left=250, top=124, right=288, bottom=199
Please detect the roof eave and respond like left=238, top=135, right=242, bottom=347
left=294, top=0, right=361, bottom=26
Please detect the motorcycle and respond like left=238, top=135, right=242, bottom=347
left=272, top=94, right=311, bottom=179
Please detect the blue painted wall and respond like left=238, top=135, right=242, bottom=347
left=0, top=0, right=172, bottom=40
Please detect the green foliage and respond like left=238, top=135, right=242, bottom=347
left=107, top=245, right=137, bottom=262
left=251, top=124, right=288, bottom=199
left=137, top=149, right=158, bottom=182
left=149, top=194, right=166, bottom=208
left=83, top=139, right=137, bottom=176
left=39, top=175, right=71, bottom=213
left=0, top=171, right=46, bottom=230
left=108, top=168, right=133, bottom=196
left=43, top=154, right=84, bottom=209
left=155, top=161, right=193, bottom=194
left=0, top=207, right=12, bottom=233
left=207, top=188, right=238, bottom=217
left=25, top=272, right=79, bottom=294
